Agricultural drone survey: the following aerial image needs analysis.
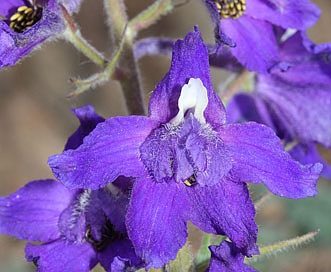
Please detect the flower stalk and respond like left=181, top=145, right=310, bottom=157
left=60, top=4, right=108, bottom=68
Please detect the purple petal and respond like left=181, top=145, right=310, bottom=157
left=98, top=182, right=131, bottom=234
left=0, top=0, right=25, bottom=17
left=203, top=0, right=236, bottom=47
left=48, top=116, right=157, bottom=189
left=25, top=240, right=98, bottom=272
left=207, top=241, right=258, bottom=272
left=256, top=74, right=331, bottom=147
left=0, top=0, right=64, bottom=68
left=246, top=0, right=320, bottom=30
left=98, top=239, right=143, bottom=271
left=58, top=190, right=91, bottom=243
left=220, top=16, right=279, bottom=73
left=140, top=116, right=232, bottom=186
left=0, top=179, right=73, bottom=242
left=226, top=93, right=274, bottom=129
left=219, top=122, right=322, bottom=198
left=187, top=179, right=258, bottom=256
left=126, top=178, right=189, bottom=269
left=64, top=105, right=105, bottom=151
left=148, top=27, right=226, bottom=128
left=290, top=143, right=331, bottom=179
left=275, top=32, right=331, bottom=86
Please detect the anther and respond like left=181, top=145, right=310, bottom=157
left=9, top=3, right=43, bottom=33
left=213, top=0, right=246, bottom=19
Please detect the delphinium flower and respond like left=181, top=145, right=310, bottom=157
left=0, top=0, right=82, bottom=68
left=0, top=105, right=143, bottom=271
left=203, top=0, right=320, bottom=72
left=207, top=241, right=257, bottom=271
left=48, top=27, right=322, bottom=269
left=226, top=31, right=331, bottom=178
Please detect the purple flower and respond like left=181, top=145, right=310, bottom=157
left=48, top=28, right=321, bottom=269
left=227, top=31, right=331, bottom=177
left=207, top=241, right=257, bottom=272
left=204, top=0, right=320, bottom=72
left=0, top=0, right=82, bottom=68
left=0, top=105, right=143, bottom=271
left=1, top=179, right=142, bottom=272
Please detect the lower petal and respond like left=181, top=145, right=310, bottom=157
left=25, top=240, right=97, bottom=272
left=187, top=178, right=258, bottom=256
left=126, top=178, right=189, bottom=269
left=207, top=241, right=258, bottom=272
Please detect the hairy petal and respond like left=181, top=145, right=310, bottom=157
left=219, top=122, right=322, bottom=198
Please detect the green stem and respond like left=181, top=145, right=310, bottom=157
left=246, top=230, right=319, bottom=264
left=128, top=0, right=174, bottom=37
left=104, top=0, right=145, bottom=115
left=60, top=4, right=108, bottom=68
left=67, top=34, right=125, bottom=98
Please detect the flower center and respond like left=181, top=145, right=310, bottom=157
left=213, top=0, right=246, bottom=19
left=9, top=2, right=43, bottom=33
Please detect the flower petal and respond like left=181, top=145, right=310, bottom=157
left=126, top=178, right=189, bottom=269
left=290, top=143, right=331, bottom=180
left=219, top=122, right=322, bottom=198
left=256, top=74, right=331, bottom=146
left=98, top=239, right=143, bottom=271
left=64, top=105, right=105, bottom=151
left=207, top=241, right=258, bottom=272
left=245, top=0, right=320, bottom=30
left=25, top=240, right=97, bottom=272
left=0, top=179, right=73, bottom=242
left=187, top=179, right=258, bottom=256
left=220, top=16, right=279, bottom=73
left=148, top=27, right=226, bottom=128
left=48, top=116, right=157, bottom=189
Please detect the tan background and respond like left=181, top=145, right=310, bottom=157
left=0, top=0, right=331, bottom=271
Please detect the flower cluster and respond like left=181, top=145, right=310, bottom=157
left=0, top=0, right=330, bottom=271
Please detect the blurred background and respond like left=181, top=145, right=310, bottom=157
left=0, top=0, right=331, bottom=271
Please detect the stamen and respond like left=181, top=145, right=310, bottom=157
left=214, top=0, right=246, bottom=19
left=183, top=173, right=197, bottom=187
left=9, top=3, right=43, bottom=33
